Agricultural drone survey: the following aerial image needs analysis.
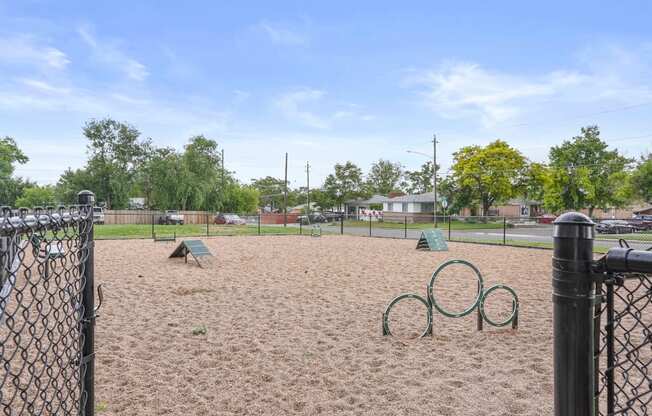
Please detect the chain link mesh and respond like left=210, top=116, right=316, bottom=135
left=595, top=243, right=652, bottom=416
left=0, top=205, right=93, bottom=415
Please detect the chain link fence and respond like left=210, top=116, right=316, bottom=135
left=553, top=212, right=652, bottom=416
left=594, top=242, right=652, bottom=415
left=0, top=192, right=97, bottom=416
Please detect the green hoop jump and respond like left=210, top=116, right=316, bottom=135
left=479, top=284, right=519, bottom=327
left=382, top=293, right=432, bottom=338
left=428, top=259, right=483, bottom=318
left=382, top=259, right=519, bottom=337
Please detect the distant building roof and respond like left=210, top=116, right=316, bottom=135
left=345, top=194, right=388, bottom=205
left=385, top=193, right=435, bottom=203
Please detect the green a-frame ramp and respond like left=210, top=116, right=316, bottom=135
left=169, top=240, right=213, bottom=267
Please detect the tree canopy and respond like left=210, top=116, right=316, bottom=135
left=450, top=140, right=527, bottom=215
left=366, top=159, right=402, bottom=195
left=544, top=126, right=631, bottom=216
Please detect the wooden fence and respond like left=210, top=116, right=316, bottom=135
left=103, top=210, right=213, bottom=225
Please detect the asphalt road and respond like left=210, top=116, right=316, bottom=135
left=316, top=223, right=652, bottom=251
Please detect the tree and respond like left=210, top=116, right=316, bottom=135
left=630, top=153, right=652, bottom=203
left=366, top=159, right=402, bottom=195
left=0, top=137, right=30, bottom=206
left=544, top=126, right=632, bottom=216
left=83, top=118, right=151, bottom=209
left=56, top=168, right=97, bottom=205
left=179, top=135, right=224, bottom=210
left=250, top=176, right=288, bottom=212
left=322, top=161, right=366, bottom=211
left=450, top=140, right=527, bottom=215
left=402, top=161, right=438, bottom=194
left=310, top=189, right=336, bottom=212
left=438, top=176, right=474, bottom=215
left=520, top=162, right=551, bottom=203
left=221, top=184, right=259, bottom=214
left=15, top=185, right=56, bottom=208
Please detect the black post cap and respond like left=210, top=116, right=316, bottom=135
left=553, top=212, right=594, bottom=240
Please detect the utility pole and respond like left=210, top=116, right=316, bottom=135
left=220, top=148, right=225, bottom=212
left=433, top=134, right=438, bottom=228
left=284, top=152, right=288, bottom=227
left=306, top=162, right=310, bottom=217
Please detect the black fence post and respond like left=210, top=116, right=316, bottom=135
left=503, top=217, right=507, bottom=245
left=552, top=212, right=595, bottom=416
left=340, top=214, right=344, bottom=235
left=299, top=219, right=302, bottom=235
left=151, top=213, right=155, bottom=239
left=369, top=216, right=372, bottom=237
left=206, top=213, right=209, bottom=237
left=448, top=215, right=452, bottom=240
left=78, top=190, right=96, bottom=416
left=257, top=214, right=261, bottom=235
left=404, top=216, right=407, bottom=239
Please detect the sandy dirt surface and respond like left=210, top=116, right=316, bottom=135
left=94, top=236, right=553, bottom=415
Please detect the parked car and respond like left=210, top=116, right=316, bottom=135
left=595, top=220, right=637, bottom=234
left=92, top=207, right=105, bottom=225
left=298, top=213, right=327, bottom=225
left=159, top=210, right=185, bottom=225
left=536, top=214, right=556, bottom=224
left=214, top=213, right=247, bottom=225
left=627, top=216, right=652, bottom=231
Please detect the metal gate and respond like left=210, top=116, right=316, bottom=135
left=0, top=191, right=97, bottom=416
left=553, top=212, right=652, bottom=416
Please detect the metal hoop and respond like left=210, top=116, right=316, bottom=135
left=428, top=259, right=484, bottom=318
left=382, top=293, right=432, bottom=338
left=479, top=284, right=519, bottom=327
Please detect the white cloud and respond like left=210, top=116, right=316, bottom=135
left=274, top=88, right=329, bottom=129
left=0, top=35, right=70, bottom=69
left=78, top=24, right=149, bottom=81
left=406, top=47, right=652, bottom=128
left=258, top=21, right=308, bottom=46
left=273, top=89, right=376, bottom=129
left=406, top=62, right=585, bottom=125
left=20, top=78, right=71, bottom=95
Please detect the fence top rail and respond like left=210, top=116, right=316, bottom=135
left=0, top=205, right=92, bottom=236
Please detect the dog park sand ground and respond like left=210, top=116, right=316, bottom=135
left=94, top=236, right=553, bottom=415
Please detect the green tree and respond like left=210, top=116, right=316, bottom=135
left=250, top=176, right=287, bottom=211
left=0, top=137, right=30, bottom=206
left=323, top=161, right=366, bottom=211
left=310, top=188, right=336, bottom=212
left=451, top=140, right=527, bottom=215
left=544, top=126, right=632, bottom=216
left=140, top=147, right=185, bottom=209
left=221, top=184, right=260, bottom=214
left=630, top=153, right=652, bottom=203
left=15, top=185, right=56, bottom=208
left=179, top=135, right=224, bottom=210
left=402, top=161, right=438, bottom=194
left=520, top=162, right=551, bottom=203
left=366, top=159, right=403, bottom=195
left=438, top=176, right=474, bottom=215
left=56, top=168, right=97, bottom=205
left=83, top=118, right=151, bottom=208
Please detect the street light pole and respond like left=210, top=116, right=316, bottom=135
left=433, top=134, right=438, bottom=228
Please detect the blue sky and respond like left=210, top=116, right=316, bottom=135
left=1, top=1, right=651, bottom=188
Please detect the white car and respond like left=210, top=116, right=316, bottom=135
left=159, top=210, right=185, bottom=225
left=92, top=207, right=105, bottom=225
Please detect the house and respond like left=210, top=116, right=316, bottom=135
left=344, top=195, right=387, bottom=219
left=460, top=199, right=543, bottom=217
left=381, top=193, right=437, bottom=223
left=634, top=206, right=652, bottom=217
